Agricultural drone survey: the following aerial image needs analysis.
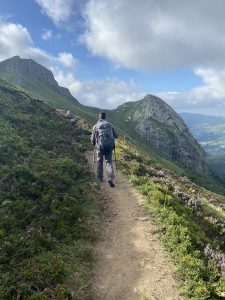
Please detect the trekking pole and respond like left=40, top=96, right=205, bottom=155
left=93, top=146, right=96, bottom=173
left=114, top=148, right=118, bottom=172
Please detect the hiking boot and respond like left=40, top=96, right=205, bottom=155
left=108, top=180, right=115, bottom=187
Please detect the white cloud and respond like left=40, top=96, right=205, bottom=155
left=0, top=23, right=32, bottom=55
left=35, top=0, right=75, bottom=24
left=52, top=67, right=82, bottom=94
left=82, top=0, right=225, bottom=71
left=53, top=68, right=145, bottom=109
left=0, top=22, right=52, bottom=66
left=157, top=68, right=225, bottom=116
left=52, top=66, right=146, bottom=108
left=57, top=52, right=76, bottom=68
left=41, top=29, right=53, bottom=40
left=1, top=21, right=223, bottom=115
left=0, top=22, right=51, bottom=65
left=2, top=17, right=225, bottom=116
left=0, top=22, right=76, bottom=70
left=193, top=68, right=225, bottom=100
left=73, top=78, right=145, bottom=108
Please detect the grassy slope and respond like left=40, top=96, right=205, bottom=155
left=116, top=138, right=225, bottom=299
left=1, top=74, right=225, bottom=300
left=0, top=79, right=100, bottom=299
left=2, top=71, right=225, bottom=195
left=1, top=73, right=179, bottom=171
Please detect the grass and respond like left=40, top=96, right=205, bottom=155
left=0, top=79, right=100, bottom=299
left=116, top=138, right=225, bottom=299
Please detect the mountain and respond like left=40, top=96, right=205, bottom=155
left=0, top=55, right=77, bottom=102
left=180, top=112, right=225, bottom=154
left=0, top=56, right=207, bottom=174
left=113, top=95, right=208, bottom=173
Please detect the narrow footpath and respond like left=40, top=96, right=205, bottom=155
left=87, top=152, right=183, bottom=300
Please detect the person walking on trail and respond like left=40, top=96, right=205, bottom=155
left=91, top=112, right=118, bottom=187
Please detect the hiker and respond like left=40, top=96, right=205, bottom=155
left=91, top=112, right=118, bottom=187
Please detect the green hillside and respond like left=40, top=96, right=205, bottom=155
left=1, top=77, right=225, bottom=299
left=0, top=61, right=192, bottom=174
left=117, top=139, right=225, bottom=298
left=0, top=70, right=98, bottom=124
left=1, top=57, right=225, bottom=196
left=0, top=79, right=100, bottom=299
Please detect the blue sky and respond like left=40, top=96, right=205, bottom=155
left=0, top=0, right=225, bottom=115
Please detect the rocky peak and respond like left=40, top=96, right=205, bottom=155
left=0, top=56, right=56, bottom=86
left=133, top=94, right=188, bottom=131
left=0, top=56, right=75, bottom=100
left=117, top=94, right=208, bottom=174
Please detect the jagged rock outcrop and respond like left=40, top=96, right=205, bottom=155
left=0, top=56, right=77, bottom=102
left=116, top=94, right=208, bottom=173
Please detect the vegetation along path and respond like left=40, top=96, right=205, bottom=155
left=87, top=152, right=182, bottom=300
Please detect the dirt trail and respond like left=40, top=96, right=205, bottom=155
left=87, top=152, right=183, bottom=300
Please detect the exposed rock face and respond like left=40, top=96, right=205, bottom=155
left=0, top=56, right=77, bottom=101
left=117, top=94, right=208, bottom=173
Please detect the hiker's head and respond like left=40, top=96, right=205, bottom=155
left=99, top=112, right=106, bottom=120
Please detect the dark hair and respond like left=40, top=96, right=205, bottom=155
left=99, top=112, right=106, bottom=119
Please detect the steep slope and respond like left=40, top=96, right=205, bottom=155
left=0, top=57, right=208, bottom=175
left=0, top=56, right=104, bottom=126
left=114, top=95, right=208, bottom=173
left=0, top=79, right=99, bottom=299
left=0, top=56, right=77, bottom=103
left=115, top=139, right=225, bottom=299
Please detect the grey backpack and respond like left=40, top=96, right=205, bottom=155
left=96, top=121, right=115, bottom=152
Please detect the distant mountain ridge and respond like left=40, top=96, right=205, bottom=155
left=0, top=56, right=208, bottom=174
left=0, top=56, right=77, bottom=103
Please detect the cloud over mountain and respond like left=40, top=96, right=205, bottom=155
left=0, top=22, right=76, bottom=70
left=158, top=68, right=225, bottom=116
left=82, top=0, right=225, bottom=71
left=2, top=1, right=225, bottom=115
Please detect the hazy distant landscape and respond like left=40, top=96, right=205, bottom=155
left=181, top=112, right=225, bottom=155
left=181, top=112, right=225, bottom=184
